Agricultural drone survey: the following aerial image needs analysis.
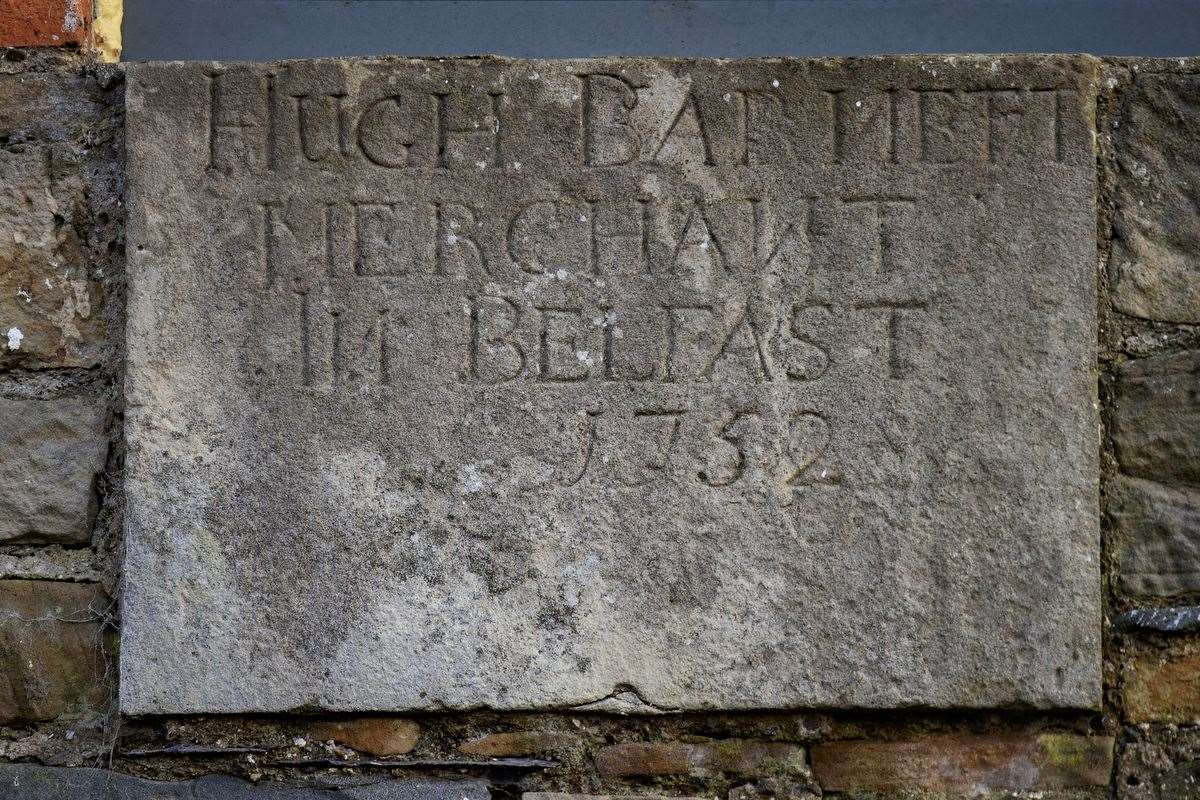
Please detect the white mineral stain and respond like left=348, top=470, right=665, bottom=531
left=5, top=328, right=23, bottom=350
left=458, top=463, right=487, bottom=494
left=62, top=0, right=81, bottom=31
left=772, top=79, right=780, bottom=88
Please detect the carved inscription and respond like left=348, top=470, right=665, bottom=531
left=205, top=64, right=1071, bottom=502
left=205, top=66, right=1081, bottom=174
left=246, top=180, right=935, bottom=500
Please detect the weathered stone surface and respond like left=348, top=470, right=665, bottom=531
left=527, top=796, right=708, bottom=800
left=594, top=742, right=690, bottom=776
left=0, top=397, right=106, bottom=544
left=810, top=734, right=1114, bottom=794
left=595, top=740, right=806, bottom=778
left=1109, top=67, right=1200, bottom=323
left=727, top=779, right=819, bottom=800
left=0, top=764, right=490, bottom=799
left=0, top=145, right=104, bottom=369
left=459, top=731, right=577, bottom=756
left=1113, top=477, right=1200, bottom=597
left=122, top=55, right=1101, bottom=713
left=1112, top=350, right=1200, bottom=487
left=0, top=580, right=108, bottom=724
left=1123, top=650, right=1200, bottom=723
left=309, top=717, right=420, bottom=756
left=1118, top=724, right=1200, bottom=800
left=527, top=796, right=707, bottom=800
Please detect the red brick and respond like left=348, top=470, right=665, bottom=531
left=0, top=0, right=91, bottom=48
left=811, top=733, right=1113, bottom=794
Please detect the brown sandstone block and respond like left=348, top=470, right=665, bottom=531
left=308, top=716, right=420, bottom=756
left=1113, top=476, right=1200, bottom=597
left=1112, top=350, right=1200, bottom=487
left=595, top=740, right=805, bottom=778
left=810, top=733, right=1113, bottom=794
left=459, top=731, right=577, bottom=756
left=595, top=742, right=691, bottom=777
left=0, top=146, right=104, bottom=369
left=1123, top=650, right=1200, bottom=723
left=0, top=0, right=91, bottom=48
left=0, top=397, right=107, bottom=545
left=0, top=579, right=108, bottom=724
left=1110, top=64, right=1200, bottom=323
left=528, top=796, right=707, bottom=800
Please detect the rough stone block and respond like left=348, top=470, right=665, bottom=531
left=0, top=0, right=91, bottom=48
left=1110, top=67, right=1200, bottom=323
left=1112, top=350, right=1200, bottom=487
left=0, top=145, right=104, bottom=369
left=595, top=740, right=806, bottom=778
left=0, top=764, right=490, bottom=799
left=1118, top=724, right=1200, bottom=800
left=0, top=51, right=111, bottom=144
left=1123, top=649, right=1200, bottom=723
left=0, top=397, right=106, bottom=544
left=1113, top=476, right=1200, bottom=597
left=527, top=796, right=707, bottom=800
left=121, top=55, right=1101, bottom=714
left=0, top=580, right=108, bottom=724
left=459, top=731, right=577, bottom=756
left=308, top=717, right=420, bottom=756
left=726, top=780, right=818, bottom=800
left=810, top=733, right=1114, bottom=794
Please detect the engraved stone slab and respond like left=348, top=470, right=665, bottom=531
left=122, top=56, right=1102, bottom=714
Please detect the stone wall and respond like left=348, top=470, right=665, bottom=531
left=0, top=44, right=1197, bottom=800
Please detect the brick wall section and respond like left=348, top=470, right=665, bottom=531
left=6, top=46, right=1200, bottom=800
